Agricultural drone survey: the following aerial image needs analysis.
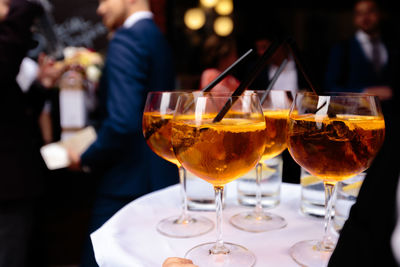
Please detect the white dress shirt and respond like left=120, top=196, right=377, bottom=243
left=123, top=11, right=153, bottom=29
left=355, top=30, right=388, bottom=67
left=268, top=56, right=298, bottom=98
left=16, top=57, right=39, bottom=93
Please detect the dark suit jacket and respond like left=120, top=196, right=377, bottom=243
left=325, top=35, right=398, bottom=156
left=0, top=0, right=45, bottom=201
left=81, top=18, right=178, bottom=198
left=328, top=127, right=400, bottom=267
left=324, top=36, right=392, bottom=93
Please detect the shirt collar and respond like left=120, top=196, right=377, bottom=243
left=356, top=29, right=381, bottom=43
left=356, top=30, right=370, bottom=44
left=123, top=11, right=153, bottom=28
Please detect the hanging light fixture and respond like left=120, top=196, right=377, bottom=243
left=184, top=8, right=206, bottom=30
left=200, top=0, right=219, bottom=8
left=213, top=16, right=233, bottom=36
left=215, top=0, right=233, bottom=15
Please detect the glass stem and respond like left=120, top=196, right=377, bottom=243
left=211, top=186, right=229, bottom=254
left=320, top=181, right=337, bottom=251
left=254, top=162, right=264, bottom=215
left=178, top=166, right=190, bottom=223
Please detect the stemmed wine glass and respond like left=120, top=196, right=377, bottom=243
left=171, top=92, right=266, bottom=266
left=287, top=92, right=385, bottom=266
left=230, top=90, right=292, bottom=232
left=142, top=91, right=214, bottom=238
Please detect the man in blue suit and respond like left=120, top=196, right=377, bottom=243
left=326, top=1, right=400, bottom=266
left=68, top=0, right=178, bottom=265
left=324, top=0, right=398, bottom=157
left=324, top=0, right=396, bottom=100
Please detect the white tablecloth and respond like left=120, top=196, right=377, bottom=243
left=91, top=182, right=326, bottom=267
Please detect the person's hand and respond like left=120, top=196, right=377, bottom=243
left=37, top=53, right=65, bottom=89
left=363, top=86, right=393, bottom=101
left=162, top=257, right=198, bottom=267
left=67, top=148, right=82, bottom=171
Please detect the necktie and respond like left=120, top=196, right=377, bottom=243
left=371, top=37, right=382, bottom=74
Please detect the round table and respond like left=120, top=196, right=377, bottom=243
left=91, top=182, right=326, bottom=266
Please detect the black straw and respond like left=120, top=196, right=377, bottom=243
left=213, top=39, right=284, bottom=123
left=182, top=48, right=255, bottom=114
left=201, top=49, right=254, bottom=92
left=286, top=37, right=319, bottom=94
left=260, top=58, right=288, bottom=105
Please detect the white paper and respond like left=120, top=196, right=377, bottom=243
left=40, top=126, right=97, bottom=170
left=40, top=143, right=70, bottom=170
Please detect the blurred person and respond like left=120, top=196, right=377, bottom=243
left=199, top=34, right=240, bottom=93
left=241, top=33, right=307, bottom=95
left=326, top=2, right=400, bottom=260
left=0, top=0, right=53, bottom=266
left=17, top=53, right=65, bottom=144
left=325, top=0, right=399, bottom=189
left=249, top=35, right=301, bottom=98
left=324, top=0, right=399, bottom=141
left=67, top=0, right=178, bottom=266
left=325, top=0, right=396, bottom=100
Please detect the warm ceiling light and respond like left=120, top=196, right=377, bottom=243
left=200, top=0, right=219, bottom=8
left=213, top=16, right=233, bottom=36
left=184, top=8, right=206, bottom=30
left=215, top=0, right=233, bottom=15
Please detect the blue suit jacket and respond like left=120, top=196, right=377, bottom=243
left=81, top=18, right=178, bottom=198
left=324, top=36, right=391, bottom=93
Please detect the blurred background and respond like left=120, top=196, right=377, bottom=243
left=19, top=0, right=400, bottom=266
left=48, top=0, right=400, bottom=89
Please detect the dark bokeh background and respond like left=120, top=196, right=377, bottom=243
left=167, top=0, right=400, bottom=88
left=42, top=0, right=400, bottom=265
left=48, top=0, right=400, bottom=89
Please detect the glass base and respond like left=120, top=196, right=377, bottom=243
left=185, top=242, right=256, bottom=267
left=229, top=211, right=287, bottom=232
left=289, top=240, right=334, bottom=267
left=157, top=215, right=214, bottom=238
